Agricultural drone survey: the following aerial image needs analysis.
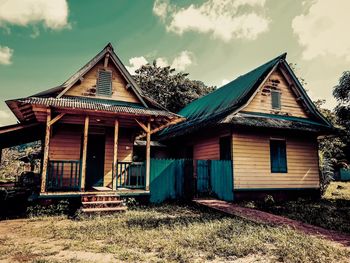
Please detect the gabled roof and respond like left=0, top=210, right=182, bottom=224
left=159, top=53, right=333, bottom=139
left=31, top=43, right=149, bottom=108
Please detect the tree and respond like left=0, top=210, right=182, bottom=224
left=315, top=99, right=346, bottom=165
left=133, top=61, right=215, bottom=112
left=333, top=71, right=350, bottom=164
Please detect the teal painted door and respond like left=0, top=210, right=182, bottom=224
left=85, top=134, right=105, bottom=189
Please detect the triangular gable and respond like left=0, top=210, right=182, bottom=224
left=238, top=60, right=331, bottom=126
left=34, top=43, right=148, bottom=108
left=241, top=67, right=309, bottom=118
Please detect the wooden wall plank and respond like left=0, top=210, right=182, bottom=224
left=243, top=69, right=309, bottom=118
left=232, top=130, right=320, bottom=189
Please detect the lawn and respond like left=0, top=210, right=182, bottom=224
left=0, top=204, right=349, bottom=263
left=241, top=182, right=350, bottom=234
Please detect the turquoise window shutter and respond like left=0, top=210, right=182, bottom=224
left=97, top=70, right=112, bottom=97
left=270, top=140, right=287, bottom=173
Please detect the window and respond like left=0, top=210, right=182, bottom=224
left=270, top=139, right=287, bottom=173
left=96, top=70, right=112, bottom=97
left=220, top=136, right=232, bottom=160
left=271, top=90, right=281, bottom=110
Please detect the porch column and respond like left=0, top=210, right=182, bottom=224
left=145, top=121, right=151, bottom=191
left=80, top=115, right=89, bottom=191
left=113, top=119, right=119, bottom=190
left=40, top=108, right=51, bottom=193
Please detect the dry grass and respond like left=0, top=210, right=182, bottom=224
left=242, top=182, right=350, bottom=234
left=0, top=205, right=349, bottom=263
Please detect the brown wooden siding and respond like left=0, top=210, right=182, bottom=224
left=103, top=129, right=134, bottom=187
left=243, top=69, right=308, bottom=118
left=48, top=125, right=82, bottom=187
left=232, top=131, right=320, bottom=189
left=49, top=125, right=82, bottom=160
left=65, top=61, right=140, bottom=103
left=191, top=130, right=230, bottom=160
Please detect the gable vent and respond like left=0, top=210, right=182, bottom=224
left=271, top=90, right=281, bottom=110
left=97, top=70, right=112, bottom=97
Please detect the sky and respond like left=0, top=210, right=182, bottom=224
left=0, top=0, right=349, bottom=126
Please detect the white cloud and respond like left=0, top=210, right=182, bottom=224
left=156, top=57, right=169, bottom=67
left=0, top=0, right=70, bottom=30
left=171, top=51, right=194, bottom=71
left=0, top=45, right=13, bottom=65
left=292, top=0, right=350, bottom=60
left=126, top=51, right=194, bottom=74
left=125, top=56, right=149, bottom=74
left=153, top=0, right=270, bottom=41
left=153, top=0, right=170, bottom=20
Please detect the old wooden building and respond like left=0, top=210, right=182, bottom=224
left=158, top=53, right=333, bottom=199
left=0, top=47, right=333, bottom=205
left=0, top=43, right=183, bottom=206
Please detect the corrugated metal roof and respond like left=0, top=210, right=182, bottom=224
left=17, top=96, right=179, bottom=118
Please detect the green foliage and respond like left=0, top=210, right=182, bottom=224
left=27, top=200, right=70, bottom=218
left=0, top=141, right=41, bottom=182
left=319, top=158, right=334, bottom=195
left=333, top=71, right=350, bottom=163
left=133, top=60, right=215, bottom=112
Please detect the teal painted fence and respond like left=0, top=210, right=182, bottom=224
left=210, top=160, right=234, bottom=201
left=150, top=159, right=186, bottom=203
left=197, top=160, right=210, bottom=193
left=196, top=160, right=234, bottom=201
left=340, top=168, right=350, bottom=181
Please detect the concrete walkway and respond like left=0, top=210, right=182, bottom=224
left=193, top=198, right=350, bottom=247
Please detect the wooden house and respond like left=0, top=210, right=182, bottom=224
left=158, top=53, right=333, bottom=200
left=0, top=47, right=333, bottom=204
left=0, top=43, right=183, bottom=204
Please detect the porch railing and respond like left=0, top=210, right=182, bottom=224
left=115, top=161, right=145, bottom=189
left=47, top=160, right=81, bottom=191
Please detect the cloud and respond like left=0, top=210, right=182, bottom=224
left=0, top=45, right=13, bottom=65
left=156, top=57, right=169, bottom=67
left=153, top=0, right=170, bottom=20
left=0, top=0, right=70, bottom=30
left=171, top=51, right=194, bottom=71
left=126, top=51, right=194, bottom=74
left=153, top=0, right=270, bottom=41
left=292, top=0, right=350, bottom=60
left=125, top=56, right=149, bottom=74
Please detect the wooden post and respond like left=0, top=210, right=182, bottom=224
left=80, top=115, right=89, bottom=191
left=145, top=121, right=151, bottom=191
left=40, top=108, right=51, bottom=193
left=113, top=119, right=119, bottom=190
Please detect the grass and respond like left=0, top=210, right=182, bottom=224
left=1, top=205, right=349, bottom=263
left=241, top=182, right=350, bottom=234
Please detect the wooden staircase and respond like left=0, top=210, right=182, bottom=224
left=81, top=194, right=127, bottom=213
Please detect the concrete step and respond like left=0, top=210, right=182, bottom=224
left=81, top=206, right=127, bottom=213
left=82, top=200, right=123, bottom=206
left=81, top=194, right=120, bottom=202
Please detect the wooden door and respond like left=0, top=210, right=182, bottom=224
left=85, top=134, right=105, bottom=189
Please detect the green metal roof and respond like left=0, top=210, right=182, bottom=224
left=159, top=52, right=333, bottom=140
left=178, top=53, right=286, bottom=121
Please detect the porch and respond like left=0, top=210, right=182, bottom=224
left=44, top=159, right=149, bottom=194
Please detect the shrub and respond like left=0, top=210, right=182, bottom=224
left=27, top=200, right=70, bottom=217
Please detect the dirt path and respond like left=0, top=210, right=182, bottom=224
left=193, top=198, right=350, bottom=247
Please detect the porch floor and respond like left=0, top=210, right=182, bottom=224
left=39, top=189, right=150, bottom=198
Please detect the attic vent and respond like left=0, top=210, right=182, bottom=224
left=97, top=70, right=112, bottom=97
left=271, top=90, right=281, bottom=110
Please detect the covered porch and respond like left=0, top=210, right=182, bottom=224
left=5, top=97, right=184, bottom=196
